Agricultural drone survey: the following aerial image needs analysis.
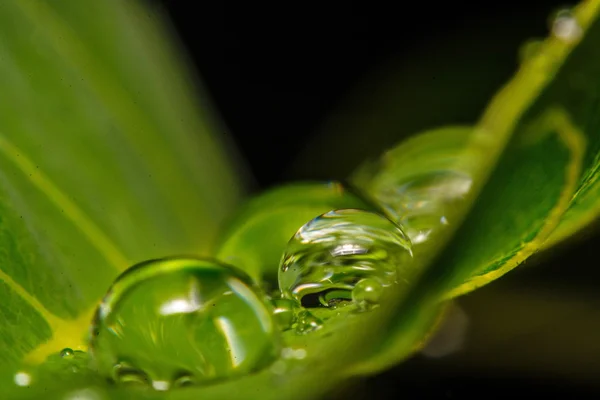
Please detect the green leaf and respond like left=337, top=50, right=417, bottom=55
left=542, top=146, right=600, bottom=248
left=202, top=2, right=600, bottom=394
left=349, top=3, right=600, bottom=374
left=5, top=1, right=600, bottom=400
left=0, top=0, right=243, bottom=372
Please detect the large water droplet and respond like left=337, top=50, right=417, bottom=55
left=279, top=209, right=412, bottom=311
left=89, top=257, right=279, bottom=388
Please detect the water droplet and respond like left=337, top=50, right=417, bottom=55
left=269, top=360, right=287, bottom=375
left=281, top=347, right=307, bottom=360
left=14, top=371, right=31, bottom=387
left=113, top=362, right=150, bottom=387
left=271, top=298, right=297, bottom=330
left=173, top=373, right=196, bottom=388
left=152, top=380, right=170, bottom=391
left=60, top=348, right=75, bottom=359
left=351, top=127, right=474, bottom=245
left=352, top=278, right=383, bottom=311
left=551, top=9, right=582, bottom=43
left=89, top=257, right=279, bottom=388
left=293, top=310, right=322, bottom=334
left=279, top=209, right=412, bottom=310
left=65, top=388, right=106, bottom=400
left=421, top=303, right=469, bottom=358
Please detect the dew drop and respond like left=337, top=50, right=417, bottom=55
left=281, top=347, right=307, bottom=360
left=173, top=373, right=196, bottom=388
left=352, top=278, right=384, bottom=311
left=279, top=209, right=412, bottom=310
left=550, top=9, right=582, bottom=43
left=14, top=371, right=31, bottom=387
left=65, top=388, right=106, bottom=400
left=89, top=257, right=279, bottom=389
left=271, top=298, right=297, bottom=330
left=421, top=303, right=469, bottom=358
left=351, top=127, right=474, bottom=245
left=60, top=348, right=75, bottom=359
left=112, top=362, right=150, bottom=387
left=293, top=310, right=322, bottom=334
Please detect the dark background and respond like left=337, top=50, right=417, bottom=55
left=156, top=1, right=599, bottom=398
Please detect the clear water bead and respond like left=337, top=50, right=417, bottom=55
left=60, top=348, right=75, bottom=359
left=89, top=257, right=279, bottom=389
left=551, top=9, right=582, bottom=43
left=279, top=209, right=412, bottom=310
left=271, top=298, right=297, bottom=330
left=350, top=127, right=475, bottom=246
left=352, top=278, right=384, bottom=310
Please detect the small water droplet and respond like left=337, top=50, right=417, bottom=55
left=113, top=363, right=150, bottom=387
left=269, top=360, right=287, bottom=375
left=89, top=257, right=279, bottom=388
left=279, top=209, right=412, bottom=310
left=551, top=9, right=582, bottom=43
left=173, top=373, right=196, bottom=388
left=60, top=348, right=75, bottom=359
left=352, top=278, right=384, bottom=311
left=293, top=310, right=323, bottom=334
left=281, top=347, right=307, bottom=360
left=65, top=388, right=106, bottom=400
left=421, top=303, right=469, bottom=358
left=271, top=298, right=297, bottom=330
left=152, top=380, right=170, bottom=391
left=14, top=371, right=31, bottom=387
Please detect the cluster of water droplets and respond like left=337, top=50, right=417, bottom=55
left=73, top=184, right=417, bottom=392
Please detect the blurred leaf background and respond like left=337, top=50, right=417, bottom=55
left=158, top=0, right=600, bottom=397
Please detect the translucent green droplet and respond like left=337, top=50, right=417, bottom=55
left=113, top=362, right=150, bottom=387
left=173, top=373, right=197, bottom=388
left=60, top=348, right=74, bottom=359
left=271, top=298, right=297, bottom=330
left=293, top=310, right=322, bottom=334
left=279, top=209, right=412, bottom=310
left=351, top=127, right=474, bottom=245
left=352, top=278, right=384, bottom=311
left=89, top=257, right=279, bottom=388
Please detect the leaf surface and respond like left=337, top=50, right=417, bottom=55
left=0, top=0, right=243, bottom=373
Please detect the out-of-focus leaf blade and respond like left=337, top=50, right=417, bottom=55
left=0, top=0, right=243, bottom=376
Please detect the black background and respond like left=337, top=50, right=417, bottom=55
left=155, top=1, right=598, bottom=398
